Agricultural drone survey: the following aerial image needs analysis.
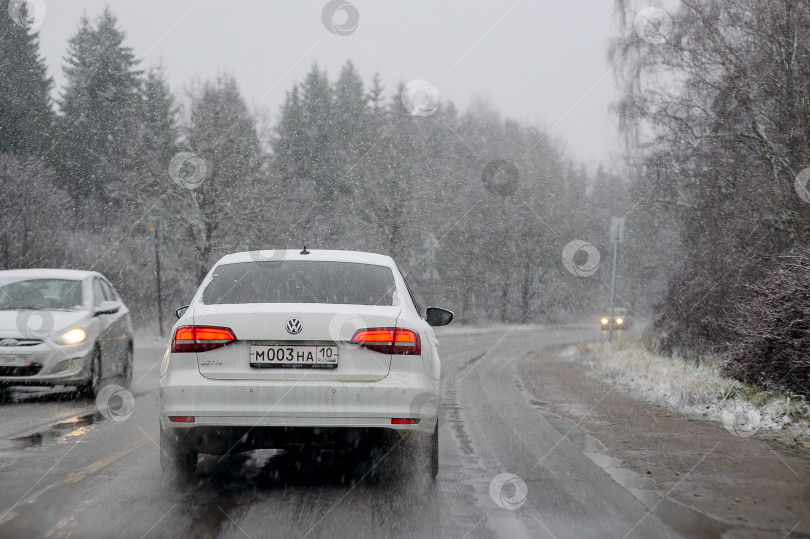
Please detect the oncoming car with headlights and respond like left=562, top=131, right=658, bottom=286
left=159, top=250, right=453, bottom=480
left=0, top=269, right=133, bottom=399
left=600, top=307, right=632, bottom=331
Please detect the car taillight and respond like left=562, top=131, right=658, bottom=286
left=171, top=325, right=236, bottom=353
left=350, top=327, right=421, bottom=355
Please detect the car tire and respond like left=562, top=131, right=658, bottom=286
left=121, top=345, right=133, bottom=389
left=160, top=426, right=197, bottom=480
left=79, top=347, right=102, bottom=399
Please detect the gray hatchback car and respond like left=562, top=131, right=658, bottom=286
left=0, top=269, right=133, bottom=399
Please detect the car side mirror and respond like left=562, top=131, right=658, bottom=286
left=175, top=305, right=189, bottom=319
left=94, top=300, right=120, bottom=316
left=425, top=307, right=453, bottom=327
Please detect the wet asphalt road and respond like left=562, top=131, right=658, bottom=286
left=0, top=327, right=685, bottom=539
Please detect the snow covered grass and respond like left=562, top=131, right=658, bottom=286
left=434, top=321, right=592, bottom=336
left=580, top=340, right=810, bottom=447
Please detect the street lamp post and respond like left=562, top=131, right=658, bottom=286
left=608, top=217, right=625, bottom=343
left=150, top=219, right=164, bottom=338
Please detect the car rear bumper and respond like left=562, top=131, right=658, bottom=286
left=159, top=366, right=440, bottom=442
left=162, top=425, right=422, bottom=454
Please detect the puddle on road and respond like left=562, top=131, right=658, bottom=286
left=9, top=411, right=103, bottom=449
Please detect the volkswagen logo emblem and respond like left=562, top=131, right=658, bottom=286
left=285, top=318, right=303, bottom=335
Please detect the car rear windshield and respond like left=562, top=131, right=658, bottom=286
left=202, top=261, right=396, bottom=306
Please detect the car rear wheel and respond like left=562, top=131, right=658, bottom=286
left=160, top=426, right=197, bottom=480
left=79, top=347, right=102, bottom=398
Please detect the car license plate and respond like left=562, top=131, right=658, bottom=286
left=249, top=345, right=338, bottom=369
left=0, top=354, right=31, bottom=367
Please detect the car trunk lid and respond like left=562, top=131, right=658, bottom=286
left=191, top=303, right=401, bottom=381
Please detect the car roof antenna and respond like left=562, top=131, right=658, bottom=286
left=300, top=246, right=310, bottom=255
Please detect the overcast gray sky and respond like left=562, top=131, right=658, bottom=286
left=36, top=1, right=621, bottom=166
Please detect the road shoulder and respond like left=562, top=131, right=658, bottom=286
left=516, top=346, right=810, bottom=538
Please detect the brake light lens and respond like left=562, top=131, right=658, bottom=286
left=350, top=327, right=421, bottom=355
left=392, top=418, right=421, bottom=425
left=171, top=325, right=236, bottom=353
left=168, top=416, right=195, bottom=423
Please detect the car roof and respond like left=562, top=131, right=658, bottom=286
left=0, top=268, right=100, bottom=281
left=215, top=249, right=396, bottom=268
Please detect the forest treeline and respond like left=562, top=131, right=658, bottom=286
left=612, top=0, right=810, bottom=396
left=1, top=4, right=648, bottom=330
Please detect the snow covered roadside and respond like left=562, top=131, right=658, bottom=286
left=579, top=340, right=810, bottom=448
left=433, top=322, right=592, bottom=336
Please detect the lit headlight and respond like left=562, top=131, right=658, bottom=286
left=615, top=318, right=623, bottom=325
left=60, top=328, right=87, bottom=345
left=601, top=318, right=609, bottom=325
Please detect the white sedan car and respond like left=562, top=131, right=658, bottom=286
left=159, top=249, right=453, bottom=479
left=0, top=269, right=133, bottom=399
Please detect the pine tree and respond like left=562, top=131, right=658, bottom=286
left=271, top=64, right=351, bottom=244
left=334, top=60, right=367, bottom=144
left=0, top=0, right=54, bottom=156
left=183, top=75, right=263, bottom=280
left=298, top=65, right=338, bottom=209
left=105, top=66, right=179, bottom=210
left=57, top=8, right=143, bottom=205
left=367, top=73, right=385, bottom=114
left=138, top=66, right=178, bottom=169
